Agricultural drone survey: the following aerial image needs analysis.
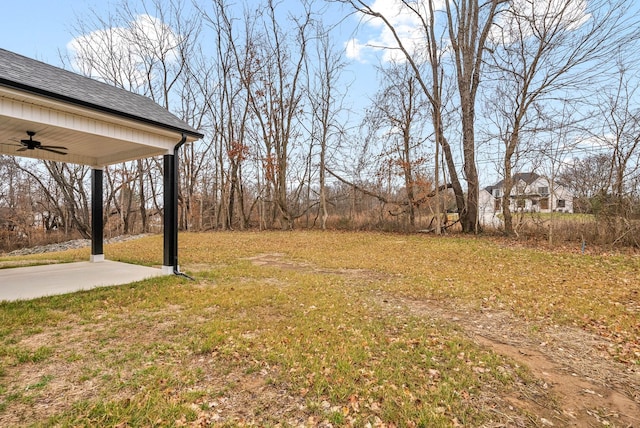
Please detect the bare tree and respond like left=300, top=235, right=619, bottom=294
left=0, top=157, right=18, bottom=211
left=597, top=61, right=640, bottom=214
left=306, top=22, right=348, bottom=230
left=0, top=158, right=34, bottom=250
left=16, top=161, right=92, bottom=238
left=232, top=0, right=314, bottom=229
left=445, top=0, right=505, bottom=233
left=341, top=0, right=504, bottom=233
left=558, top=153, right=612, bottom=213
left=201, top=0, right=253, bottom=230
left=535, top=103, right=584, bottom=244
left=484, top=0, right=640, bottom=235
left=589, top=60, right=640, bottom=245
left=363, top=62, right=431, bottom=229
left=203, top=1, right=263, bottom=230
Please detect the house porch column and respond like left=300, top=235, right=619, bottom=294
left=90, top=167, right=104, bottom=262
left=162, top=153, right=177, bottom=274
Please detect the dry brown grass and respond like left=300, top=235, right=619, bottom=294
left=1, top=231, right=638, bottom=427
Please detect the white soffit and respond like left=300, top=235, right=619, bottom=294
left=0, top=87, right=193, bottom=167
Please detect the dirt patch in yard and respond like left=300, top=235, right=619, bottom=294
left=384, top=296, right=640, bottom=427
left=251, top=252, right=640, bottom=427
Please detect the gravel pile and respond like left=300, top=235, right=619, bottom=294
left=7, top=234, right=150, bottom=256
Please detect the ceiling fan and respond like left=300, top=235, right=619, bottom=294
left=13, top=131, right=68, bottom=156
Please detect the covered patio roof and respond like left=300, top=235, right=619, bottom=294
left=0, top=48, right=202, bottom=166
left=0, top=48, right=204, bottom=278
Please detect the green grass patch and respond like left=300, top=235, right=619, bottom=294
left=0, top=231, right=637, bottom=426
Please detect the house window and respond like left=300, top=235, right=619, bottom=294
left=494, top=198, right=502, bottom=211
left=516, top=198, right=525, bottom=209
left=531, top=199, right=538, bottom=206
left=538, top=186, right=549, bottom=195
left=540, top=197, right=549, bottom=210
left=557, top=199, right=566, bottom=208
left=492, top=188, right=501, bottom=197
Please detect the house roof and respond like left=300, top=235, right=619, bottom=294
left=489, top=172, right=540, bottom=190
left=0, top=48, right=203, bottom=166
left=0, top=48, right=202, bottom=138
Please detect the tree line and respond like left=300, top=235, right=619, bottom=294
left=1, top=0, right=639, bottom=251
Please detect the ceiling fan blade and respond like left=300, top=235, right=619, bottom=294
left=39, top=147, right=68, bottom=156
left=41, top=145, right=68, bottom=150
left=17, top=147, right=27, bottom=152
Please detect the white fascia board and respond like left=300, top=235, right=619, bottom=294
left=0, top=87, right=192, bottom=153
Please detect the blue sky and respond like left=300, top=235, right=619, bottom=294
left=0, top=1, right=362, bottom=67
left=0, top=0, right=111, bottom=65
left=0, top=0, right=377, bottom=107
left=0, top=0, right=380, bottom=133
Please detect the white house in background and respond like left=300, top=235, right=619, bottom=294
left=479, top=172, right=574, bottom=228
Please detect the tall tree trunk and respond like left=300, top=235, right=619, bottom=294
left=502, top=163, right=514, bottom=235
left=502, top=130, right=519, bottom=235
left=446, top=0, right=502, bottom=233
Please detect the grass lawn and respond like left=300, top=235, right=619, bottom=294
left=0, top=231, right=639, bottom=427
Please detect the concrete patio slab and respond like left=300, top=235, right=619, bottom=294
left=0, top=261, right=167, bottom=302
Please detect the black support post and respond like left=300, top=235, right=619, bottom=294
left=163, top=134, right=189, bottom=276
left=163, top=153, right=177, bottom=273
left=91, top=168, right=104, bottom=262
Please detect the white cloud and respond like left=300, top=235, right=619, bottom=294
left=67, top=14, right=180, bottom=89
left=350, top=0, right=444, bottom=64
left=345, top=38, right=365, bottom=61
left=576, top=133, right=616, bottom=150
left=350, top=0, right=591, bottom=63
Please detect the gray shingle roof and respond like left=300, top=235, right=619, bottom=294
left=0, top=48, right=202, bottom=138
left=490, top=172, right=540, bottom=189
